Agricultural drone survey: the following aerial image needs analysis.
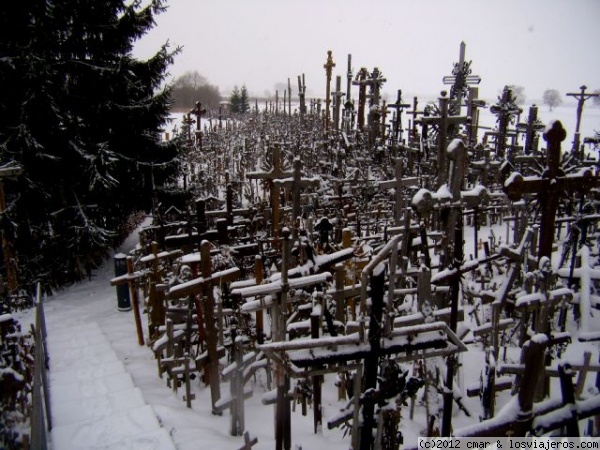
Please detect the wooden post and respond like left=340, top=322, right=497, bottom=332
left=323, top=50, right=336, bottom=130
left=110, top=257, right=145, bottom=345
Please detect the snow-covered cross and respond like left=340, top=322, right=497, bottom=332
left=503, top=120, right=600, bottom=258
left=110, top=256, right=146, bottom=346
left=377, top=158, right=418, bottom=227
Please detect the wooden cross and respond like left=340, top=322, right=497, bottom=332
left=516, top=104, right=545, bottom=155
left=323, top=50, right=336, bottom=130
left=504, top=120, right=600, bottom=258
left=110, top=256, right=146, bottom=345
left=557, top=245, right=600, bottom=335
left=442, top=41, right=481, bottom=115
left=470, top=147, right=502, bottom=188
left=407, top=96, right=425, bottom=146
left=418, top=91, right=469, bottom=187
left=489, top=86, right=522, bottom=160
left=246, top=144, right=293, bottom=240
left=297, top=73, right=307, bottom=119
left=377, top=158, right=418, bottom=226
left=236, top=431, right=258, bottom=450
left=331, top=75, right=345, bottom=132
left=274, top=157, right=319, bottom=238
left=167, top=240, right=241, bottom=414
left=466, top=87, right=486, bottom=147
left=352, top=67, right=369, bottom=131
left=566, top=85, right=600, bottom=154
left=190, top=102, right=207, bottom=150
left=387, top=89, right=411, bottom=144
left=0, top=165, right=23, bottom=294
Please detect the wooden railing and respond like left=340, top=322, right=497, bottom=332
left=29, top=282, right=51, bottom=450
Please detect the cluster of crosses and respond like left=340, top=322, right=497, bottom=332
left=109, top=43, right=600, bottom=450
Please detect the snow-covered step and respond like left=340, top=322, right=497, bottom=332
left=51, top=405, right=175, bottom=450
left=51, top=371, right=135, bottom=405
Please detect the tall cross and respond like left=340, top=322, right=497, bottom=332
left=331, top=75, right=345, bottom=131
left=490, top=86, right=522, bottom=160
left=442, top=41, right=481, bottom=115
left=246, top=144, right=293, bottom=240
left=504, top=120, right=600, bottom=258
left=297, top=74, right=306, bottom=119
left=466, top=87, right=486, bottom=147
left=190, top=102, right=207, bottom=150
left=566, top=85, right=600, bottom=154
left=352, top=67, right=369, bottom=131
left=516, top=104, right=545, bottom=155
left=323, top=50, right=336, bottom=130
left=419, top=91, right=469, bottom=188
left=387, top=90, right=411, bottom=144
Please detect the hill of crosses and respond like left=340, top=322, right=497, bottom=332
left=8, top=43, right=600, bottom=449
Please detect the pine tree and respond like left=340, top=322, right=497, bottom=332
left=0, top=0, right=181, bottom=288
left=230, top=85, right=241, bottom=113
left=239, top=85, right=250, bottom=113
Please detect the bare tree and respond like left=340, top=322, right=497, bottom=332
left=171, top=71, right=222, bottom=111
left=542, top=89, right=562, bottom=111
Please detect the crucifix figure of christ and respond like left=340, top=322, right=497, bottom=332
left=567, top=85, right=600, bottom=155
left=246, top=144, right=293, bottom=241
left=323, top=50, right=336, bottom=131
left=442, top=41, right=481, bottom=116
left=489, top=86, right=522, bottom=161
left=504, top=120, right=600, bottom=259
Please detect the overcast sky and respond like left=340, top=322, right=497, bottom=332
left=133, top=0, right=600, bottom=102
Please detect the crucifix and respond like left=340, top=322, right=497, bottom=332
left=504, top=120, right=600, bottom=258
left=489, top=86, right=522, bottom=161
left=566, top=85, right=600, bottom=155
left=442, top=41, right=481, bottom=115
left=323, top=50, right=336, bottom=131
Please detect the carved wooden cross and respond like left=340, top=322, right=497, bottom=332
left=190, top=101, right=207, bottom=150
left=489, top=86, right=522, bottom=160
left=442, top=41, right=481, bottom=115
left=331, top=75, right=345, bottom=132
left=503, top=120, right=600, bottom=258
left=323, top=50, right=336, bottom=130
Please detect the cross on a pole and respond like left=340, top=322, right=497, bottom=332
left=442, top=41, right=481, bottom=115
left=190, top=102, right=207, bottom=150
left=566, top=85, right=600, bottom=154
left=323, top=50, right=336, bottom=131
left=503, top=120, right=600, bottom=258
left=489, top=86, right=523, bottom=161
left=352, top=67, right=369, bottom=131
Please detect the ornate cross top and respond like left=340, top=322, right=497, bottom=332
left=503, top=120, right=600, bottom=258
left=442, top=42, right=481, bottom=114
left=516, top=104, right=545, bottom=155
left=190, top=101, right=207, bottom=149
left=387, top=89, right=411, bottom=143
left=490, top=86, right=522, bottom=160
